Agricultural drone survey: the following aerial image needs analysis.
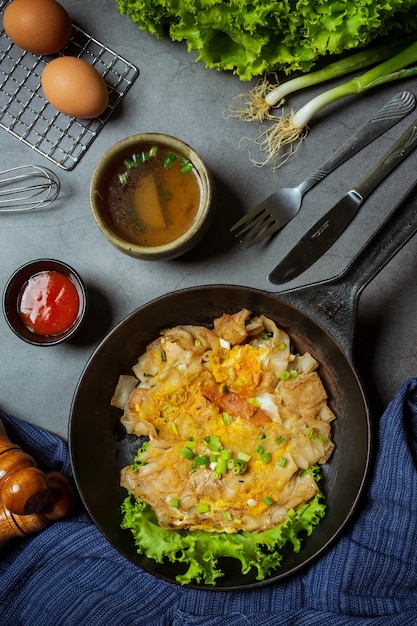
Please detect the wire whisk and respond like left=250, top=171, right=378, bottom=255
left=0, top=165, right=60, bottom=213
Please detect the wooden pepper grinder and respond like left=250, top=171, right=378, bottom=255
left=0, top=418, right=76, bottom=547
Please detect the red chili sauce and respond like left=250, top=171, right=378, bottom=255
left=18, top=270, right=80, bottom=336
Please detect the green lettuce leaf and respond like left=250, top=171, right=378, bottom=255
left=116, top=0, right=417, bottom=79
left=121, top=471, right=326, bottom=586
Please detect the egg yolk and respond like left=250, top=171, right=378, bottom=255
left=18, top=270, right=80, bottom=336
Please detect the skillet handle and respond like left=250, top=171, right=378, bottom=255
left=276, top=178, right=417, bottom=361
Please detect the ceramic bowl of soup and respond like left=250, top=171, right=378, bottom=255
left=3, top=259, right=87, bottom=346
left=90, top=133, right=215, bottom=260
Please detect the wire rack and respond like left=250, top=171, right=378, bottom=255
left=0, top=1, right=139, bottom=170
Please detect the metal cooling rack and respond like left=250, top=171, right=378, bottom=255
left=0, top=1, right=138, bottom=170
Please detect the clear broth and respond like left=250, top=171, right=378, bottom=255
left=100, top=145, right=202, bottom=247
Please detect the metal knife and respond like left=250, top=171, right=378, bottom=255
left=268, top=117, right=417, bottom=285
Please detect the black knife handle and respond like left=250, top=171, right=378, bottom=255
left=301, top=91, right=416, bottom=192
left=355, top=118, right=417, bottom=199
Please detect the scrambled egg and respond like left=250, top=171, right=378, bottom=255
left=114, top=309, right=335, bottom=534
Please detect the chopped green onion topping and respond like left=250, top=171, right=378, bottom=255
left=255, top=444, right=264, bottom=455
left=197, top=504, right=210, bottom=513
left=118, top=172, right=127, bottom=184
left=275, top=436, right=285, bottom=445
left=232, top=459, right=247, bottom=475
left=278, top=456, right=288, bottom=468
left=277, top=342, right=287, bottom=350
left=171, top=498, right=179, bottom=508
left=223, top=511, right=232, bottom=521
left=149, top=145, right=158, bottom=157
left=171, top=422, right=179, bottom=435
left=216, top=458, right=227, bottom=474
left=180, top=157, right=193, bottom=174
left=222, top=411, right=232, bottom=424
left=195, top=455, right=208, bottom=466
left=164, top=153, right=177, bottom=168
left=237, top=451, right=251, bottom=463
left=220, top=448, right=232, bottom=460
left=262, top=496, right=274, bottom=506
left=180, top=447, right=195, bottom=460
left=247, top=397, right=261, bottom=407
left=261, top=452, right=271, bottom=464
left=222, top=385, right=229, bottom=393
left=280, top=370, right=290, bottom=381
left=204, top=436, right=222, bottom=451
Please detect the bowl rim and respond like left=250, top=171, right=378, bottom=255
left=2, top=258, right=87, bottom=346
left=89, top=133, right=214, bottom=256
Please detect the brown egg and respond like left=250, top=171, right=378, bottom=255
left=41, top=56, right=109, bottom=119
left=3, top=0, right=72, bottom=55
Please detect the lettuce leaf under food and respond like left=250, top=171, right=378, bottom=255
left=116, top=0, right=417, bottom=80
left=121, top=487, right=326, bottom=586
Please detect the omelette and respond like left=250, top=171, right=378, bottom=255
left=114, top=309, right=335, bottom=534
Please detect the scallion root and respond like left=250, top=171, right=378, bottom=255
left=248, top=111, right=307, bottom=170
left=225, top=75, right=278, bottom=122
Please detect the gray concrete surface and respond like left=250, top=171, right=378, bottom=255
left=1, top=0, right=417, bottom=440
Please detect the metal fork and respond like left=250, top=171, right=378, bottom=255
left=230, top=91, right=416, bottom=247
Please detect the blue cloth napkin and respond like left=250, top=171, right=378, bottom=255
left=2, top=377, right=417, bottom=626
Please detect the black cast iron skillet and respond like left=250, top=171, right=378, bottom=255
left=69, top=179, right=417, bottom=590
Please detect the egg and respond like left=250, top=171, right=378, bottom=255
left=3, top=0, right=72, bottom=55
left=41, top=56, right=109, bottom=119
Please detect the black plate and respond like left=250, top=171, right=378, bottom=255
left=69, top=284, right=371, bottom=589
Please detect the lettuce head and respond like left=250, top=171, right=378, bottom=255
left=116, top=0, right=417, bottom=80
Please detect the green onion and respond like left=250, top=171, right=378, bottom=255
left=247, top=397, right=261, bottom=407
left=237, top=451, right=251, bottom=463
left=171, top=422, right=178, bottom=435
left=277, top=342, right=286, bottom=351
left=215, top=458, right=227, bottom=474
left=197, top=504, right=210, bottom=513
left=223, top=511, right=232, bottom=521
left=222, top=411, right=232, bottom=424
left=264, top=37, right=412, bottom=110
left=149, top=145, right=158, bottom=157
left=164, top=152, right=177, bottom=168
left=220, top=448, right=232, bottom=460
left=278, top=456, right=288, bottom=468
left=180, top=157, right=193, bottom=174
left=275, top=436, right=285, bottom=445
left=118, top=172, right=127, bottom=184
left=261, top=452, right=271, bottom=464
left=180, top=447, right=195, bottom=460
left=222, top=385, right=229, bottom=393
left=280, top=370, right=290, bottom=381
left=262, top=496, right=274, bottom=506
left=212, top=471, right=221, bottom=480
left=204, top=435, right=222, bottom=451
left=254, top=39, right=417, bottom=169
left=171, top=498, right=179, bottom=508
left=255, top=444, right=264, bottom=455
left=195, top=455, right=208, bottom=466
left=232, top=459, right=248, bottom=475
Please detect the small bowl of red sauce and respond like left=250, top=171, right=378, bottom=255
left=3, top=259, right=87, bottom=346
